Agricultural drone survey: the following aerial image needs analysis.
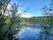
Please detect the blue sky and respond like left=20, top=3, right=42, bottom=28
left=11, top=0, right=51, bottom=17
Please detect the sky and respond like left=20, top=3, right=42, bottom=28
left=10, top=0, right=51, bottom=17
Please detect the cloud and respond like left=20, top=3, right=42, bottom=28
left=20, top=13, right=34, bottom=18
left=17, top=10, right=34, bottom=18
left=6, top=3, right=34, bottom=18
left=7, top=4, right=12, bottom=10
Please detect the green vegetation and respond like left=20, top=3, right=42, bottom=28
left=21, top=16, right=53, bottom=24
left=0, top=0, right=53, bottom=40
left=0, top=0, right=21, bottom=40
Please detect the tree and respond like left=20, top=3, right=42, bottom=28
left=41, top=0, right=53, bottom=40
left=0, top=0, right=29, bottom=40
left=0, top=0, right=11, bottom=40
left=0, top=0, right=21, bottom=40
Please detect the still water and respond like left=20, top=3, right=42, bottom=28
left=15, top=24, right=53, bottom=40
left=18, top=28, right=41, bottom=40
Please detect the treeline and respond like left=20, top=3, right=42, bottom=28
left=21, top=16, right=53, bottom=24
left=1, top=15, right=53, bottom=25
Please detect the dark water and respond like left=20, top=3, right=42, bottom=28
left=15, top=24, right=53, bottom=40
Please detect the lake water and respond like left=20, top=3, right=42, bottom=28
left=15, top=24, right=53, bottom=40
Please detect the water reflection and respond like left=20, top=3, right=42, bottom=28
left=15, top=24, right=53, bottom=40
left=16, top=27, right=42, bottom=40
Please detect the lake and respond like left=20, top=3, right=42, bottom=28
left=15, top=24, right=53, bottom=40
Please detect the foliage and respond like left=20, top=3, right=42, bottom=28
left=0, top=0, right=21, bottom=40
